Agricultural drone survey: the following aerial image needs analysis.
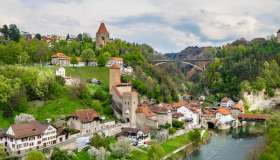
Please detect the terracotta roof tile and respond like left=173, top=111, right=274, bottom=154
left=71, top=109, right=100, bottom=123
left=97, top=22, right=109, bottom=34
left=216, top=107, right=231, bottom=115
left=137, top=104, right=156, bottom=117
left=10, top=121, right=49, bottom=139
left=52, top=52, right=70, bottom=60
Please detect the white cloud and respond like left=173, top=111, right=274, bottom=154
left=0, top=0, right=279, bottom=52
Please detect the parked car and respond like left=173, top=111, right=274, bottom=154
left=91, top=78, right=102, bottom=85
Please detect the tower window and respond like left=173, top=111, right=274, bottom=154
left=102, top=36, right=105, bottom=40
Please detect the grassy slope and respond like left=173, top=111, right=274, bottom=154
left=0, top=67, right=109, bottom=128
left=66, top=67, right=109, bottom=87
left=27, top=67, right=110, bottom=121
left=130, top=132, right=191, bottom=159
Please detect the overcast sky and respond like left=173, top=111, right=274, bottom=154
left=0, top=0, right=280, bottom=52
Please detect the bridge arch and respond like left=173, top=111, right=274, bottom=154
left=153, top=60, right=204, bottom=71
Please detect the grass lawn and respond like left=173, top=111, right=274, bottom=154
left=26, top=88, right=86, bottom=121
left=66, top=67, right=109, bottom=87
left=130, top=132, right=191, bottom=159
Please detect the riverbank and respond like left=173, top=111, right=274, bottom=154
left=187, top=126, right=265, bottom=160
left=130, top=129, right=209, bottom=160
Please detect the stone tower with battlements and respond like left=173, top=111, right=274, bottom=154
left=109, top=64, right=121, bottom=94
left=122, top=92, right=138, bottom=128
left=96, top=22, right=110, bottom=49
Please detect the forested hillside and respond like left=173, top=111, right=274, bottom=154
left=199, top=38, right=280, bottom=100
left=0, top=24, right=187, bottom=127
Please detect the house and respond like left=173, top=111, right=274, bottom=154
left=220, top=97, right=235, bottom=108
left=172, top=112, right=185, bottom=121
left=230, top=101, right=244, bottom=117
left=107, top=57, right=123, bottom=68
left=136, top=103, right=159, bottom=129
left=67, top=109, right=101, bottom=136
left=122, top=66, right=133, bottom=75
left=215, top=107, right=234, bottom=130
left=100, top=121, right=129, bottom=137
left=117, top=127, right=150, bottom=146
left=150, top=104, right=172, bottom=126
left=170, top=101, right=201, bottom=127
left=55, top=67, right=66, bottom=78
left=73, top=57, right=98, bottom=67
left=51, top=53, right=71, bottom=66
left=5, top=121, right=57, bottom=154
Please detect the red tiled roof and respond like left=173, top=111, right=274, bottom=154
left=216, top=107, right=231, bottom=115
left=172, top=101, right=188, bottom=110
left=71, top=109, right=100, bottom=123
left=172, top=112, right=184, bottom=118
left=10, top=121, right=49, bottom=139
left=150, top=104, right=170, bottom=114
left=51, top=52, right=70, bottom=60
left=137, top=104, right=156, bottom=117
left=97, top=22, right=109, bottom=34
left=232, top=103, right=244, bottom=112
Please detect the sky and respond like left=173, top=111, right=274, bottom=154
left=0, top=0, right=280, bottom=53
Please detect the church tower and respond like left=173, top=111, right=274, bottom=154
left=96, top=22, right=110, bottom=49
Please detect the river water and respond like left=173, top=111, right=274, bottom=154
left=187, top=126, right=265, bottom=160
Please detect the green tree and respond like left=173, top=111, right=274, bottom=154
left=26, top=150, right=46, bottom=160
left=71, top=56, right=78, bottom=66
left=189, top=129, right=201, bottom=146
left=97, top=54, right=108, bottom=67
left=51, top=148, right=72, bottom=160
left=90, top=133, right=106, bottom=149
left=147, top=143, right=165, bottom=160
left=0, top=144, right=7, bottom=159
left=81, top=48, right=95, bottom=66
left=0, top=25, right=9, bottom=40
left=8, top=24, right=20, bottom=42
left=34, top=33, right=42, bottom=40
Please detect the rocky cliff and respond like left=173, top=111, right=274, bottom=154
left=243, top=89, right=280, bottom=111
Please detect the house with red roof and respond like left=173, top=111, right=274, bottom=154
left=51, top=52, right=71, bottom=66
left=5, top=121, right=57, bottom=154
left=67, top=109, right=101, bottom=136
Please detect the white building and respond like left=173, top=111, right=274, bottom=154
left=122, top=66, right=133, bottom=75
left=67, top=109, right=101, bottom=136
left=220, top=97, right=235, bottom=108
left=55, top=67, right=66, bottom=78
left=5, top=121, right=57, bottom=155
left=117, top=127, right=150, bottom=146
left=215, top=108, right=234, bottom=130
left=177, top=106, right=200, bottom=127
left=107, top=57, right=123, bottom=68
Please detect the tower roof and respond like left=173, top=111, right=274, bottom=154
left=97, top=22, right=109, bottom=34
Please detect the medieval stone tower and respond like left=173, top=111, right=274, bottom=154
left=277, top=29, right=280, bottom=43
left=122, top=92, right=138, bottom=128
left=96, top=22, right=110, bottom=49
left=109, top=64, right=121, bottom=94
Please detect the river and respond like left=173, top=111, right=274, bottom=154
left=186, top=125, right=265, bottom=160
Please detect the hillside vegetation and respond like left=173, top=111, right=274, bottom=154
left=199, top=38, right=280, bottom=100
